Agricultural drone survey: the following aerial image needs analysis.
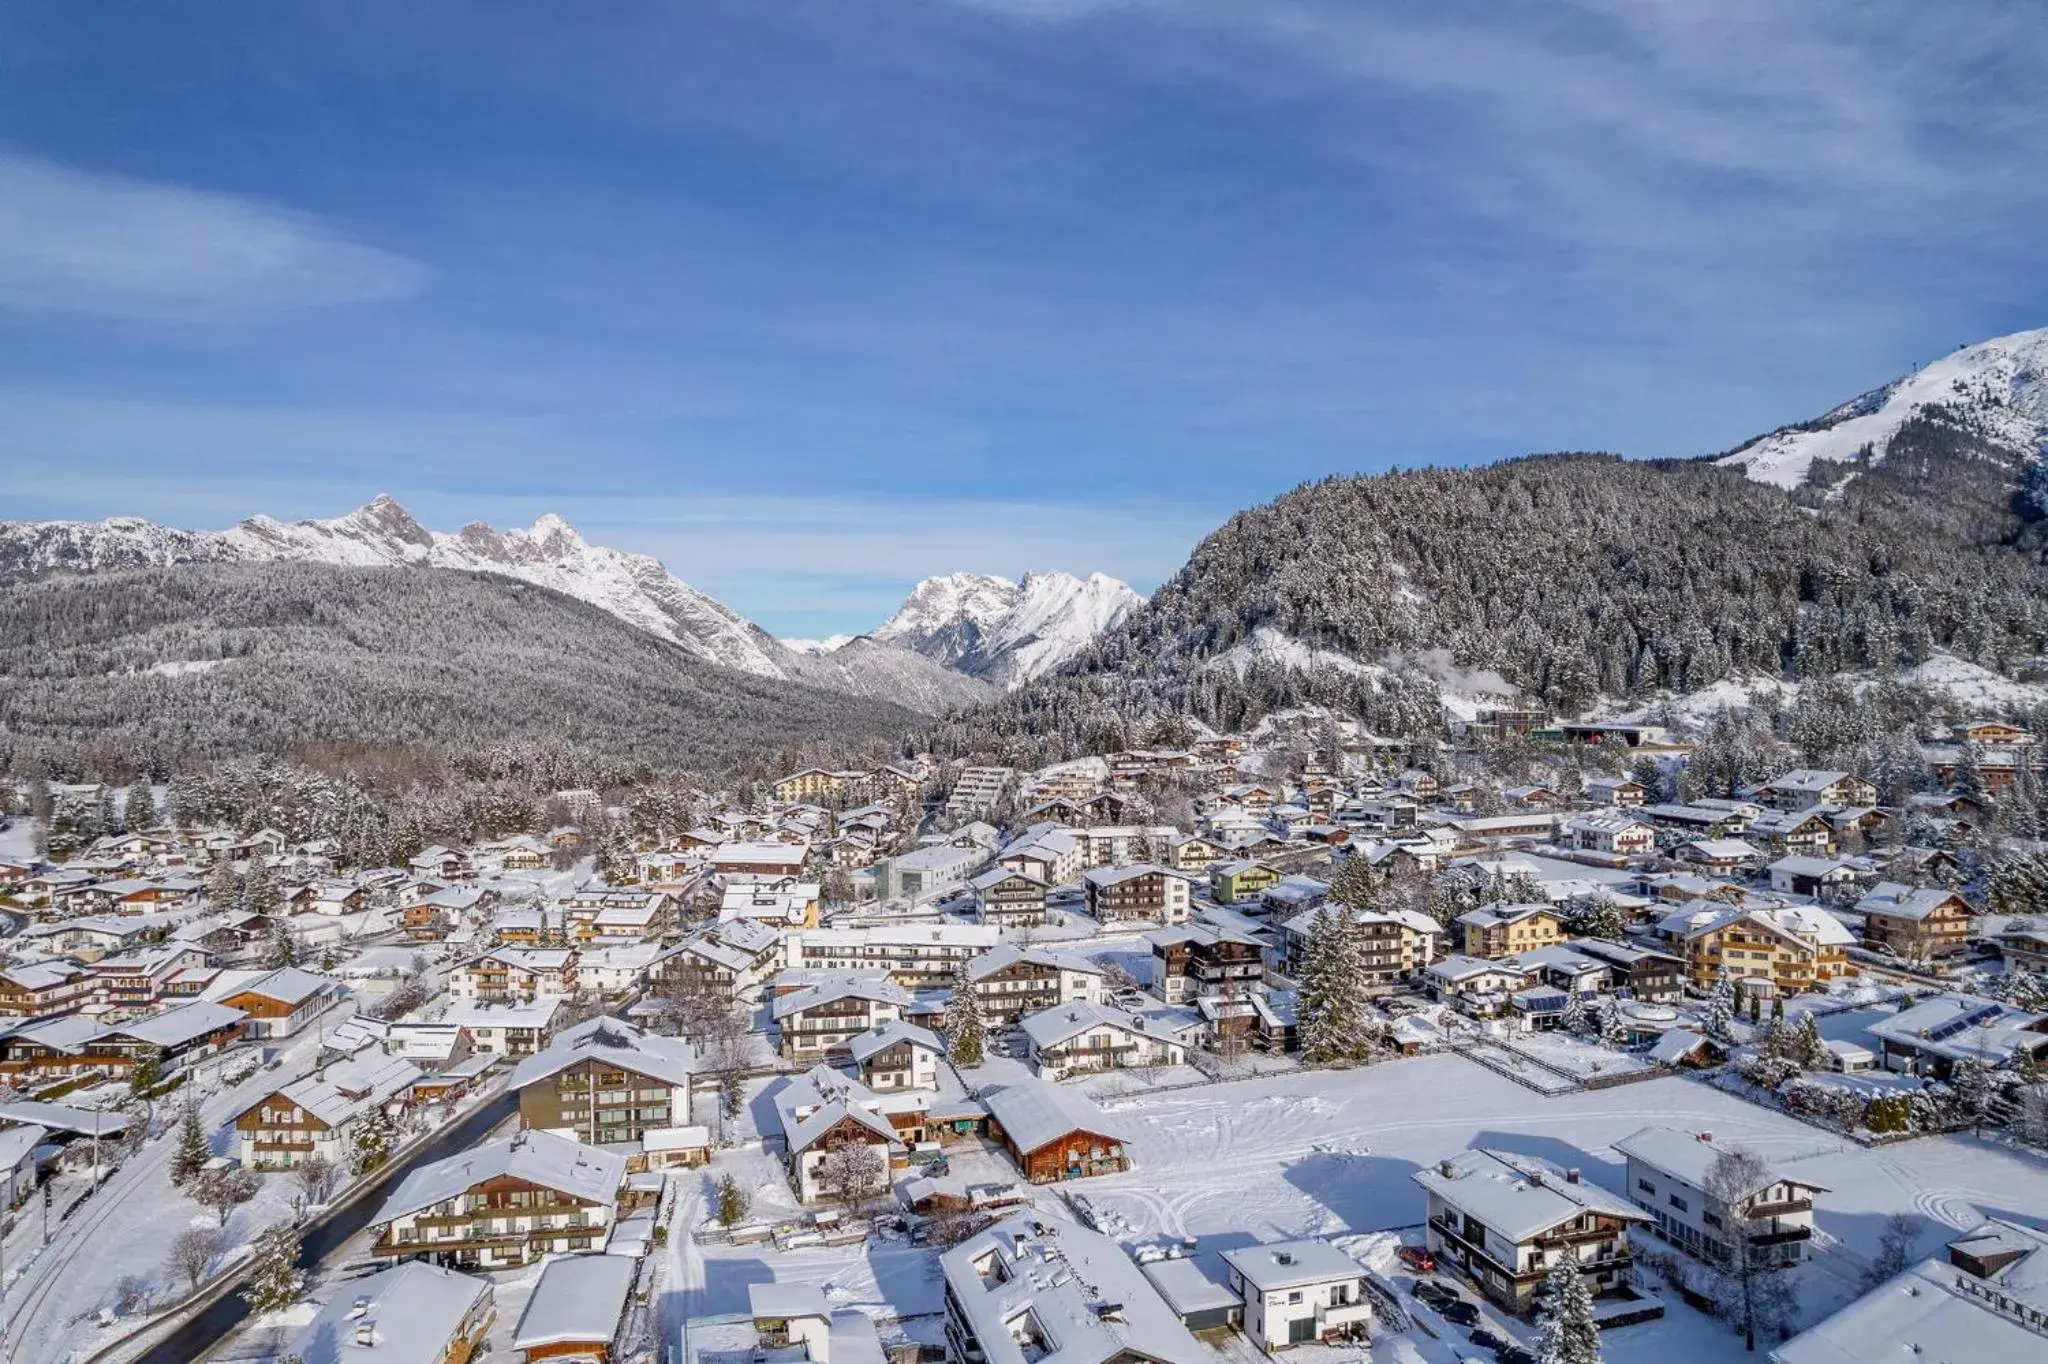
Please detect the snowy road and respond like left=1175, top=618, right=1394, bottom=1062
left=0, top=1004, right=352, bottom=1364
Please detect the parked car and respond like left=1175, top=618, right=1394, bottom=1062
left=1396, top=1244, right=1437, bottom=1273
left=1467, top=1328, right=1508, bottom=1353
left=1440, top=1300, right=1480, bottom=1327
left=1413, top=1281, right=1456, bottom=1308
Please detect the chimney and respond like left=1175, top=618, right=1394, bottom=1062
left=1566, top=1169, right=1581, bottom=1184
left=1438, top=1159, right=1456, bottom=1178
left=1696, top=1131, right=1713, bottom=1143
left=354, top=1321, right=376, bottom=1347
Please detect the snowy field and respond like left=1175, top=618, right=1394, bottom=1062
left=1067, top=1053, right=2048, bottom=1358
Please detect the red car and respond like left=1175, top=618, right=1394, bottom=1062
left=1397, top=1245, right=1436, bottom=1273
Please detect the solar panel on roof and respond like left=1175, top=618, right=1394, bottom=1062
left=1923, top=1002, right=2004, bottom=1042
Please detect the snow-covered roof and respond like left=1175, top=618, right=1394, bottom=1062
left=984, top=1080, right=1126, bottom=1156
left=1614, top=1126, right=1825, bottom=1200
left=374, top=1129, right=625, bottom=1225
left=507, top=1014, right=693, bottom=1090
left=104, top=1000, right=246, bottom=1049
left=1648, top=1029, right=1710, bottom=1065
left=1019, top=1001, right=1179, bottom=1050
left=941, top=1212, right=1209, bottom=1364
left=846, top=1015, right=940, bottom=1058
left=221, top=966, right=335, bottom=1006
left=267, top=1054, right=422, bottom=1129
left=965, top=943, right=1104, bottom=983
left=0, top=1101, right=132, bottom=1136
left=0, top=1123, right=46, bottom=1171
left=1771, top=1254, right=2048, bottom=1364
left=1413, top=1148, right=1645, bottom=1243
left=750, top=1282, right=831, bottom=1321
left=1220, top=1239, right=1365, bottom=1292
left=511, top=1252, right=637, bottom=1349
left=1865, top=994, right=2048, bottom=1066
left=439, top=997, right=562, bottom=1030
left=770, top=1065, right=903, bottom=1155
left=289, top=1261, right=492, bottom=1364
left=1688, top=838, right=1762, bottom=859
left=1855, top=882, right=1969, bottom=921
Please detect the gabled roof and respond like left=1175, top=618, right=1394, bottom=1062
left=846, top=1021, right=943, bottom=1065
left=1413, top=1148, right=1646, bottom=1243
left=373, top=1129, right=625, bottom=1225
left=983, top=1080, right=1126, bottom=1156
left=288, top=1261, right=492, bottom=1364
left=222, top=966, right=335, bottom=1007
left=262, top=1053, right=421, bottom=1129
left=1019, top=1001, right=1179, bottom=1050
left=103, top=1000, right=246, bottom=1049
left=963, top=944, right=1103, bottom=983
left=507, top=1014, right=693, bottom=1091
left=1855, top=882, right=1970, bottom=921
left=771, top=1065, right=904, bottom=1155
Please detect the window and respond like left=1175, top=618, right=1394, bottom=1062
left=1637, top=1179, right=1655, bottom=1194
left=1286, top=1291, right=1303, bottom=1304
left=1668, top=1194, right=1689, bottom=1211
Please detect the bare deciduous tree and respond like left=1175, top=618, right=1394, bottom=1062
left=168, top=1224, right=224, bottom=1294
left=815, top=1142, right=886, bottom=1209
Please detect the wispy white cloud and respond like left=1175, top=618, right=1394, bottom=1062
left=0, top=153, right=428, bottom=321
left=945, top=0, right=2048, bottom=259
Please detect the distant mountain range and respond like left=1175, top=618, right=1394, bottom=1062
left=0, top=497, right=1138, bottom=713
left=806, top=570, right=1142, bottom=690
left=1717, top=325, right=2048, bottom=489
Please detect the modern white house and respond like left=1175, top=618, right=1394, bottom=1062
left=1219, top=1240, right=1372, bottom=1348
left=1616, top=1126, right=1824, bottom=1267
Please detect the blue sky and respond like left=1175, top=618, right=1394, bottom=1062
left=4, top=1, right=2046, bottom=637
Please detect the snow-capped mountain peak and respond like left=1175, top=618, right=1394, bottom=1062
left=0, top=498, right=1001, bottom=711
left=873, top=568, right=1141, bottom=687
left=1719, top=325, right=2048, bottom=489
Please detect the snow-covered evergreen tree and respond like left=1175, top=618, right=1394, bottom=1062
left=1560, top=991, right=1591, bottom=1035
left=716, top=1172, right=750, bottom=1227
left=244, top=1224, right=306, bottom=1314
left=351, top=1105, right=397, bottom=1174
left=1298, top=907, right=1372, bottom=1064
left=205, top=856, right=241, bottom=914
left=1597, top=995, right=1628, bottom=1047
left=244, top=859, right=282, bottom=915
left=170, top=1101, right=208, bottom=1186
left=1702, top=968, right=1737, bottom=1043
left=943, top=973, right=986, bottom=1067
left=1534, top=1245, right=1601, bottom=1364
left=1793, top=1012, right=1826, bottom=1070
left=1327, top=853, right=1381, bottom=911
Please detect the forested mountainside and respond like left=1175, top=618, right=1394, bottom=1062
left=0, top=561, right=918, bottom=778
left=928, top=409, right=2048, bottom=764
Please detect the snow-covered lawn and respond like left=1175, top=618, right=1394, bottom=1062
left=1062, top=1051, right=2048, bottom=1356
left=1493, top=1031, right=1655, bottom=1081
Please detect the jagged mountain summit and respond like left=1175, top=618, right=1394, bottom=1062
left=1719, top=325, right=2048, bottom=489
left=0, top=496, right=992, bottom=712
left=871, top=569, right=1142, bottom=688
